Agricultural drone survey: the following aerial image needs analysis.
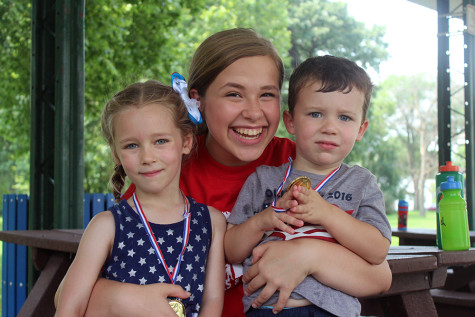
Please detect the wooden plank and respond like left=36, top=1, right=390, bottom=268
left=16, top=195, right=28, bottom=314
left=2, top=195, right=8, bottom=317
left=0, top=230, right=82, bottom=253
left=7, top=195, right=16, bottom=317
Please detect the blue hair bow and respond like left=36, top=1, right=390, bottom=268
left=171, top=72, right=203, bottom=125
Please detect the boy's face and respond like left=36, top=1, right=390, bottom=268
left=284, top=81, right=368, bottom=175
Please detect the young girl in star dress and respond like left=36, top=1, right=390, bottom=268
left=55, top=80, right=226, bottom=317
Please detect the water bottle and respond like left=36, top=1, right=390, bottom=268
left=397, top=200, right=409, bottom=231
left=439, top=176, right=470, bottom=251
left=436, top=161, right=464, bottom=249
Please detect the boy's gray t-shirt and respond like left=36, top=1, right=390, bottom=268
left=227, top=162, right=391, bottom=317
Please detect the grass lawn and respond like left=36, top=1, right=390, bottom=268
left=387, top=210, right=437, bottom=246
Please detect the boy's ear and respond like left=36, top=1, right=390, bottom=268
left=356, top=119, right=369, bottom=142
left=182, top=133, right=194, bottom=155
left=283, top=110, right=296, bottom=135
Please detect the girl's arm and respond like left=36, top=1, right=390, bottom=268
left=198, top=206, right=226, bottom=316
left=55, top=211, right=115, bottom=317
left=243, top=239, right=392, bottom=313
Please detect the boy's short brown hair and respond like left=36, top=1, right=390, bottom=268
left=288, top=55, right=373, bottom=123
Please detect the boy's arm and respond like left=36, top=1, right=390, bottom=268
left=55, top=211, right=115, bottom=317
left=317, top=201, right=390, bottom=264
left=289, top=185, right=390, bottom=264
left=243, top=239, right=392, bottom=313
left=198, top=207, right=226, bottom=316
left=225, top=201, right=303, bottom=264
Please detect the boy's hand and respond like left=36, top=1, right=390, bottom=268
left=255, top=197, right=304, bottom=234
left=287, top=185, right=332, bottom=225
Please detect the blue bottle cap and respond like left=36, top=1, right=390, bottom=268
left=440, top=176, right=462, bottom=190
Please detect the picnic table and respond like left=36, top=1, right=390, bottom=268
left=1, top=229, right=475, bottom=316
left=392, top=227, right=475, bottom=246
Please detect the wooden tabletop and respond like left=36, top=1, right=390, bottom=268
left=392, top=227, right=475, bottom=246
left=0, top=229, right=83, bottom=253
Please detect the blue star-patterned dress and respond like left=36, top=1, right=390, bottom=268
left=102, top=197, right=212, bottom=315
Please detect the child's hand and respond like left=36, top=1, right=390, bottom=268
left=287, top=185, right=331, bottom=225
left=255, top=191, right=303, bottom=234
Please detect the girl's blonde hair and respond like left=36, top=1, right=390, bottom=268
left=101, top=80, right=195, bottom=201
left=188, top=28, right=284, bottom=135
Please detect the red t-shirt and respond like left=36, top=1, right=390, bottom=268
left=122, top=134, right=296, bottom=316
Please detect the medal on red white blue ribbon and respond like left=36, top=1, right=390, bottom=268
left=272, top=156, right=341, bottom=212
left=132, top=192, right=189, bottom=316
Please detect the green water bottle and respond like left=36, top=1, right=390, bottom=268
left=436, top=161, right=464, bottom=249
left=439, top=176, right=470, bottom=251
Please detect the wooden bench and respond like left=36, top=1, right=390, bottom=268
left=430, top=289, right=475, bottom=317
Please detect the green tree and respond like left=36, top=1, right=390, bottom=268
left=287, top=0, right=388, bottom=71
left=375, top=74, right=438, bottom=215
left=0, top=1, right=31, bottom=200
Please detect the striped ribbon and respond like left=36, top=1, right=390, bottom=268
left=132, top=192, right=191, bottom=284
left=272, top=158, right=341, bottom=213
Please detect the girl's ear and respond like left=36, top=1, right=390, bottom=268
left=182, top=133, right=194, bottom=155
left=190, top=89, right=200, bottom=101
left=190, top=89, right=203, bottom=111
left=283, top=110, right=296, bottom=135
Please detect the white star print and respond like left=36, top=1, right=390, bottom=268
left=157, top=237, right=165, bottom=244
left=195, top=254, right=200, bottom=262
left=192, top=274, right=197, bottom=281
left=120, top=262, right=126, bottom=269
left=139, top=277, right=147, bottom=285
left=127, top=249, right=135, bottom=257
left=127, top=232, right=135, bottom=239
left=158, top=275, right=166, bottom=283
left=138, top=258, right=146, bottom=266
left=195, top=235, right=201, bottom=242
left=192, top=219, right=198, bottom=225
left=149, top=266, right=157, bottom=274
left=128, top=269, right=136, bottom=277
left=186, top=264, right=193, bottom=272
left=176, top=236, right=183, bottom=244
left=168, top=265, right=174, bottom=272
left=176, top=274, right=183, bottom=282
left=202, top=227, right=207, bottom=234
left=167, top=246, right=175, bottom=254
left=198, top=284, right=204, bottom=292
left=118, top=242, right=125, bottom=249
left=136, top=223, right=144, bottom=229
left=167, top=229, right=174, bottom=236
left=120, top=224, right=124, bottom=231
left=186, top=244, right=194, bottom=252
left=125, top=216, right=132, bottom=222
left=185, top=284, right=191, bottom=292
left=114, top=256, right=118, bottom=262
left=148, top=247, right=155, bottom=255
left=137, top=238, right=145, bottom=246
left=112, top=272, right=117, bottom=278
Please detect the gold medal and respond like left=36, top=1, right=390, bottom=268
left=168, top=299, right=186, bottom=317
left=286, top=176, right=312, bottom=191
